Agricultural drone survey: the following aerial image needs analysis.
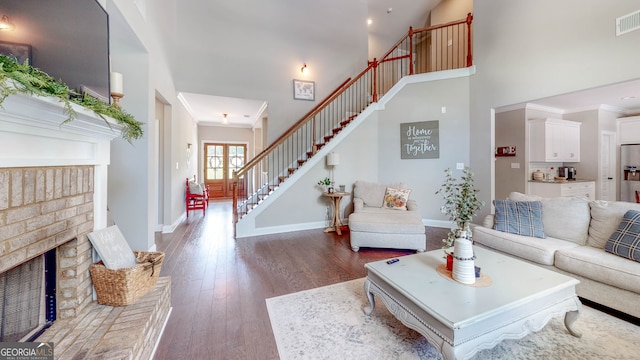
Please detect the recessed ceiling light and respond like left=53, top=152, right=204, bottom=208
left=367, top=18, right=372, bottom=25
left=621, top=96, right=636, bottom=100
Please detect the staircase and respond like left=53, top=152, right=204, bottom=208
left=232, top=14, right=473, bottom=236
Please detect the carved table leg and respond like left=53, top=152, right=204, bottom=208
left=441, top=342, right=456, bottom=360
left=564, top=310, right=582, bottom=338
left=363, top=279, right=376, bottom=315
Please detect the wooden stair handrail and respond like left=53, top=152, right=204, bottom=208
left=378, top=13, right=473, bottom=68
left=234, top=77, right=351, bottom=179
left=235, top=13, right=474, bottom=180
left=233, top=13, right=474, bottom=234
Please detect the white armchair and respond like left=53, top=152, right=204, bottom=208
left=348, top=180, right=426, bottom=252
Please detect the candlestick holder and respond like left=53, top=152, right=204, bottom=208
left=111, top=93, right=123, bottom=108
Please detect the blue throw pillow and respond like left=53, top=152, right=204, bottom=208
left=493, top=200, right=545, bottom=238
left=605, top=210, right=640, bottom=263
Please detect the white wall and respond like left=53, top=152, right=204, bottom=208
left=170, top=0, right=369, bottom=145
left=376, top=77, right=471, bottom=225
left=106, top=0, right=199, bottom=247
left=431, top=0, right=473, bottom=24
left=495, top=109, right=526, bottom=199
left=471, top=0, right=640, bottom=220
left=247, top=71, right=471, bottom=235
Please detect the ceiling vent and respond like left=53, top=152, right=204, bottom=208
left=616, top=9, right=640, bottom=36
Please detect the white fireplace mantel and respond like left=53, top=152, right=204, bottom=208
left=0, top=92, right=124, bottom=229
left=0, top=92, right=123, bottom=167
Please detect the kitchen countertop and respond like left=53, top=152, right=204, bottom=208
left=529, top=179, right=595, bottom=184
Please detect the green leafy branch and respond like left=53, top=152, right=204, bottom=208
left=0, top=54, right=143, bottom=143
left=435, top=167, right=485, bottom=247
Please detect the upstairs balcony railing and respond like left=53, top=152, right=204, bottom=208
left=232, top=13, right=473, bottom=235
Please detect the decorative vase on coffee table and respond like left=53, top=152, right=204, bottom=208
left=452, top=237, right=476, bottom=284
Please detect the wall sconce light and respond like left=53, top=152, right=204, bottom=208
left=110, top=72, right=124, bottom=108
left=222, top=113, right=228, bottom=124
left=186, top=143, right=192, bottom=167
left=301, top=63, right=308, bottom=74
left=327, top=152, right=340, bottom=183
left=0, top=15, right=15, bottom=31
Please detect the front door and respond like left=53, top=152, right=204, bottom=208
left=204, top=143, right=247, bottom=199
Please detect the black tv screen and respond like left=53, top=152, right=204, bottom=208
left=0, top=0, right=110, bottom=102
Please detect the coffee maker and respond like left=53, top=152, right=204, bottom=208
left=558, top=166, right=576, bottom=180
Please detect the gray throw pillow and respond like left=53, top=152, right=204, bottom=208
left=493, top=200, right=545, bottom=239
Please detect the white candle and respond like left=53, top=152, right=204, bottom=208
left=110, top=72, right=123, bottom=96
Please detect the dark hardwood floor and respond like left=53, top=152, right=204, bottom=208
left=152, top=200, right=448, bottom=360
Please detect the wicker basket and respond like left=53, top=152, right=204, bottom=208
left=89, top=250, right=165, bottom=306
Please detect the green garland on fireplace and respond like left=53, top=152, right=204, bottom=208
left=0, top=54, right=143, bottom=142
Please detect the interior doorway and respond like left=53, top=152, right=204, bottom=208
left=600, top=131, right=616, bottom=201
left=204, top=143, right=247, bottom=199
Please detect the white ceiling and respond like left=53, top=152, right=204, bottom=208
left=177, top=92, right=268, bottom=128
left=177, top=1, right=640, bottom=128
left=176, top=0, right=439, bottom=128
left=497, top=78, right=640, bottom=115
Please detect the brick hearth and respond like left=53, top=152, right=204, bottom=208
left=37, top=277, right=171, bottom=360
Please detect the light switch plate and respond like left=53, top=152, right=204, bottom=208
left=511, top=163, right=520, bottom=169
left=456, top=163, right=464, bottom=170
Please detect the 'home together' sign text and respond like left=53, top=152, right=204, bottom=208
left=400, top=120, right=439, bottom=159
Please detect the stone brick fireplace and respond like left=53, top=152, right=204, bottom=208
left=0, top=166, right=96, bottom=340
left=0, top=93, right=172, bottom=359
left=0, top=89, right=119, bottom=337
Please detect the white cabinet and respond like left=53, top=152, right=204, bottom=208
left=529, top=118, right=581, bottom=162
left=528, top=181, right=595, bottom=199
left=617, top=116, right=640, bottom=144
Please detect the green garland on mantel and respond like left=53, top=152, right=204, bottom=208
left=0, top=54, right=143, bottom=142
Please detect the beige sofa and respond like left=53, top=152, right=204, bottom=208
left=474, top=192, right=640, bottom=319
left=348, top=180, right=426, bottom=252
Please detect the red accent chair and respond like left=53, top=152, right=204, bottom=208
left=186, top=177, right=209, bottom=217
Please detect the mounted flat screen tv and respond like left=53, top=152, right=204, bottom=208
left=0, top=0, right=110, bottom=102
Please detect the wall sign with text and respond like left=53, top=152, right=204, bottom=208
left=400, top=120, right=439, bottom=159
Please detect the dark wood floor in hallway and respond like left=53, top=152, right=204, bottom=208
left=152, top=200, right=447, bottom=360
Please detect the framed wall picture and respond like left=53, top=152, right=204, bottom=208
left=0, top=41, right=32, bottom=64
left=293, top=79, right=315, bottom=101
left=400, top=120, right=440, bottom=159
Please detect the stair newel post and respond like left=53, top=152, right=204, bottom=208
left=466, top=12, right=473, bottom=67
left=232, top=172, right=238, bottom=236
left=408, top=27, right=414, bottom=75
left=370, top=58, right=378, bottom=103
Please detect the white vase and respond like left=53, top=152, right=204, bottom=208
left=452, top=238, right=476, bottom=284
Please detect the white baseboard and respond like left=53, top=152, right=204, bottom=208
left=162, top=213, right=185, bottom=234
left=237, top=218, right=453, bottom=238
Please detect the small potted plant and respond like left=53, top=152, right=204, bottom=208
left=317, top=177, right=332, bottom=192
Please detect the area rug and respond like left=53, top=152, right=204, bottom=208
left=266, top=278, right=640, bottom=360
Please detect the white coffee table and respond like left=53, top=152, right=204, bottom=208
left=363, top=246, right=582, bottom=360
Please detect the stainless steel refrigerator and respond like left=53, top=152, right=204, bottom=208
left=620, top=144, right=640, bottom=202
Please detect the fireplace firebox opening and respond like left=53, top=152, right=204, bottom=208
left=0, top=247, right=58, bottom=342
